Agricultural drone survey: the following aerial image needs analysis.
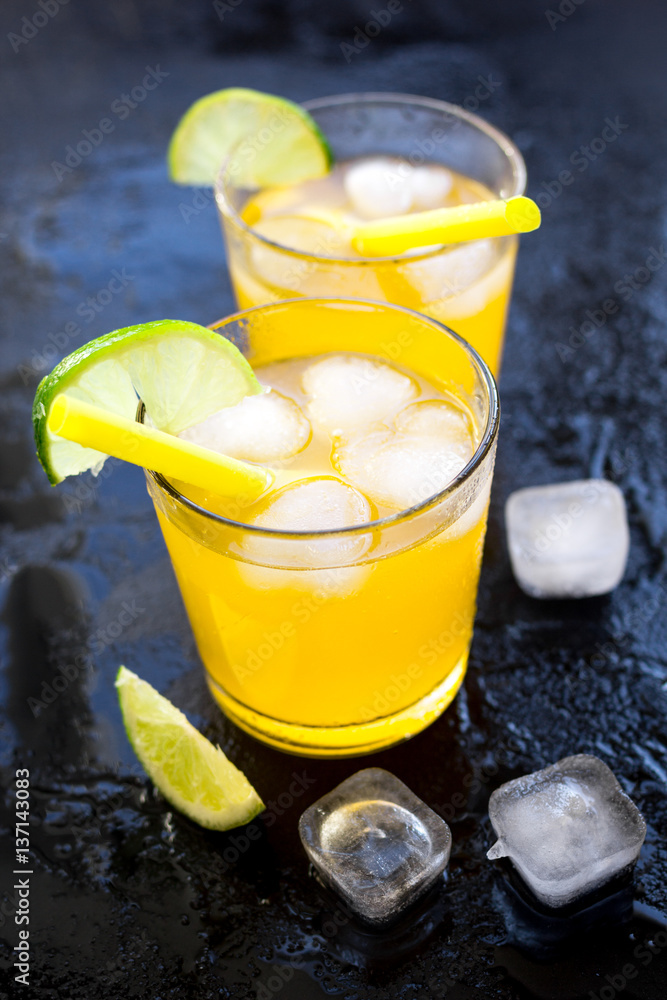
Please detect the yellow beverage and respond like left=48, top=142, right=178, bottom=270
left=145, top=299, right=498, bottom=756
left=215, top=94, right=526, bottom=375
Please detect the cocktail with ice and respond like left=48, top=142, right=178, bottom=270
left=144, top=298, right=498, bottom=755
left=214, top=94, right=527, bottom=374
left=32, top=298, right=497, bottom=757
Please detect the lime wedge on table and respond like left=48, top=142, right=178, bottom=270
left=116, top=667, right=264, bottom=831
left=32, top=319, right=261, bottom=485
left=168, top=87, right=333, bottom=187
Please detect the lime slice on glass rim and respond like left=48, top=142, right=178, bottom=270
left=32, top=319, right=261, bottom=485
left=116, top=666, right=264, bottom=830
left=168, top=87, right=333, bottom=187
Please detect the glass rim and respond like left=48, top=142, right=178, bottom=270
left=214, top=90, right=527, bottom=265
left=144, top=297, right=500, bottom=540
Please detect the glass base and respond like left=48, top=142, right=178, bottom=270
left=205, top=654, right=467, bottom=757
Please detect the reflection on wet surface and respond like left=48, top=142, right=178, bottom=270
left=4, top=564, right=92, bottom=762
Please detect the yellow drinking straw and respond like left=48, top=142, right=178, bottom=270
left=47, top=394, right=272, bottom=500
left=352, top=195, right=541, bottom=257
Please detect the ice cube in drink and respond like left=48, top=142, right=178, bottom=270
left=222, top=152, right=519, bottom=373
left=146, top=298, right=499, bottom=755
left=343, top=157, right=414, bottom=219
left=239, top=476, right=373, bottom=596
left=301, top=353, right=418, bottom=436
left=183, top=350, right=477, bottom=524
left=159, top=348, right=491, bottom=745
left=179, top=387, right=311, bottom=463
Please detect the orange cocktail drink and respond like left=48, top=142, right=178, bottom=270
left=145, top=298, right=498, bottom=756
left=215, top=94, right=526, bottom=374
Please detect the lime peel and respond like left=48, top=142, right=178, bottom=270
left=116, top=666, right=265, bottom=831
left=32, top=319, right=262, bottom=485
left=168, top=87, right=333, bottom=187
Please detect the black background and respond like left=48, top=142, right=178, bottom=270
left=1, top=1, right=667, bottom=997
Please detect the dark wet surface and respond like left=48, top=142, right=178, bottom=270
left=1, top=1, right=667, bottom=996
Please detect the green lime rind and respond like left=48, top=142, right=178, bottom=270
left=32, top=319, right=261, bottom=485
left=168, top=87, right=333, bottom=187
left=116, top=666, right=265, bottom=831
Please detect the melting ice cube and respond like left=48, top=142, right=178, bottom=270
left=240, top=477, right=373, bottom=593
left=396, top=399, right=473, bottom=443
left=334, top=426, right=473, bottom=511
left=403, top=238, right=501, bottom=309
left=410, top=165, right=454, bottom=210
left=180, top=388, right=311, bottom=463
left=299, top=768, right=452, bottom=926
left=505, top=479, right=630, bottom=598
left=344, top=158, right=413, bottom=220
left=252, top=213, right=353, bottom=258
left=251, top=476, right=370, bottom=535
left=487, top=755, right=646, bottom=909
left=301, top=354, right=418, bottom=436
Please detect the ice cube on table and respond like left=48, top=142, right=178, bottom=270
left=299, top=768, right=452, bottom=927
left=505, top=479, right=630, bottom=599
left=487, top=755, right=646, bottom=910
left=410, top=165, right=454, bottom=210
left=334, top=427, right=473, bottom=511
left=301, top=354, right=419, bottom=436
left=179, top=388, right=311, bottom=463
left=344, top=158, right=413, bottom=220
